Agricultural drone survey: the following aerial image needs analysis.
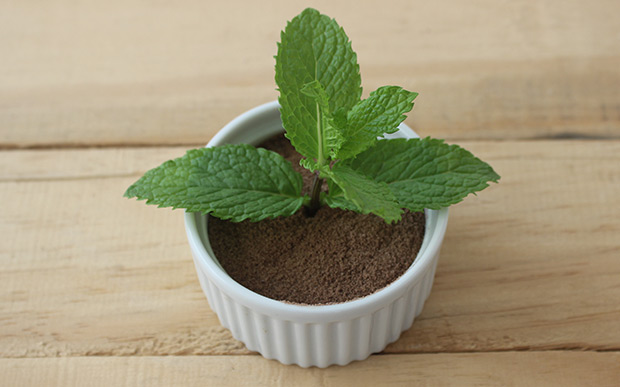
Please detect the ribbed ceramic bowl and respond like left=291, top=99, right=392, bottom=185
left=184, top=101, right=449, bottom=367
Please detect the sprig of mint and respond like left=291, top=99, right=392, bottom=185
left=125, top=8, right=500, bottom=223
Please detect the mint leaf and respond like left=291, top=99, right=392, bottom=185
left=347, top=138, right=500, bottom=211
left=124, top=144, right=306, bottom=222
left=300, top=80, right=344, bottom=162
left=337, top=86, right=418, bottom=160
left=300, top=80, right=330, bottom=111
left=326, top=164, right=403, bottom=223
left=324, top=179, right=360, bottom=211
left=276, top=7, right=361, bottom=166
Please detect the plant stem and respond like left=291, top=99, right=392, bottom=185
left=306, top=171, right=323, bottom=217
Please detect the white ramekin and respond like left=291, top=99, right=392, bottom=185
left=184, top=101, right=449, bottom=367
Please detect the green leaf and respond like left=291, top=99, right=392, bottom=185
left=275, top=7, right=361, bottom=166
left=300, top=80, right=345, bottom=163
left=124, top=144, right=306, bottom=222
left=347, top=138, right=501, bottom=211
left=300, top=80, right=330, bottom=112
left=326, top=164, right=403, bottom=223
left=337, top=86, right=418, bottom=160
left=324, top=179, right=360, bottom=211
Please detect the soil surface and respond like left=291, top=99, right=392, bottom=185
left=207, top=133, right=425, bottom=305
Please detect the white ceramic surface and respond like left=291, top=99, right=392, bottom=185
left=184, top=101, right=449, bottom=367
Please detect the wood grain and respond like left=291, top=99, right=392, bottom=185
left=2, top=353, right=620, bottom=387
left=1, top=0, right=619, bottom=147
left=1, top=141, right=618, bottom=357
left=2, top=0, right=618, bottom=382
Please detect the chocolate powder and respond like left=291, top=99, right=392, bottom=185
left=207, top=133, right=425, bottom=305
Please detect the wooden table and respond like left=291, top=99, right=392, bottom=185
left=2, top=1, right=619, bottom=385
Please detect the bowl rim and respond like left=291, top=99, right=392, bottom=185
left=184, top=100, right=449, bottom=322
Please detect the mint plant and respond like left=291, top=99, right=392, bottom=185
left=125, top=8, right=499, bottom=223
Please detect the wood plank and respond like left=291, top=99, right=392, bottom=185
left=1, top=0, right=619, bottom=147
left=0, top=147, right=189, bottom=182
left=2, top=353, right=620, bottom=386
left=0, top=141, right=619, bottom=357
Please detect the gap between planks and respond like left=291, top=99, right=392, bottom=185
left=3, top=347, right=618, bottom=360
left=1, top=134, right=620, bottom=151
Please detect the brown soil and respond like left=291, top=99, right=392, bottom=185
left=207, top=133, right=425, bottom=305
